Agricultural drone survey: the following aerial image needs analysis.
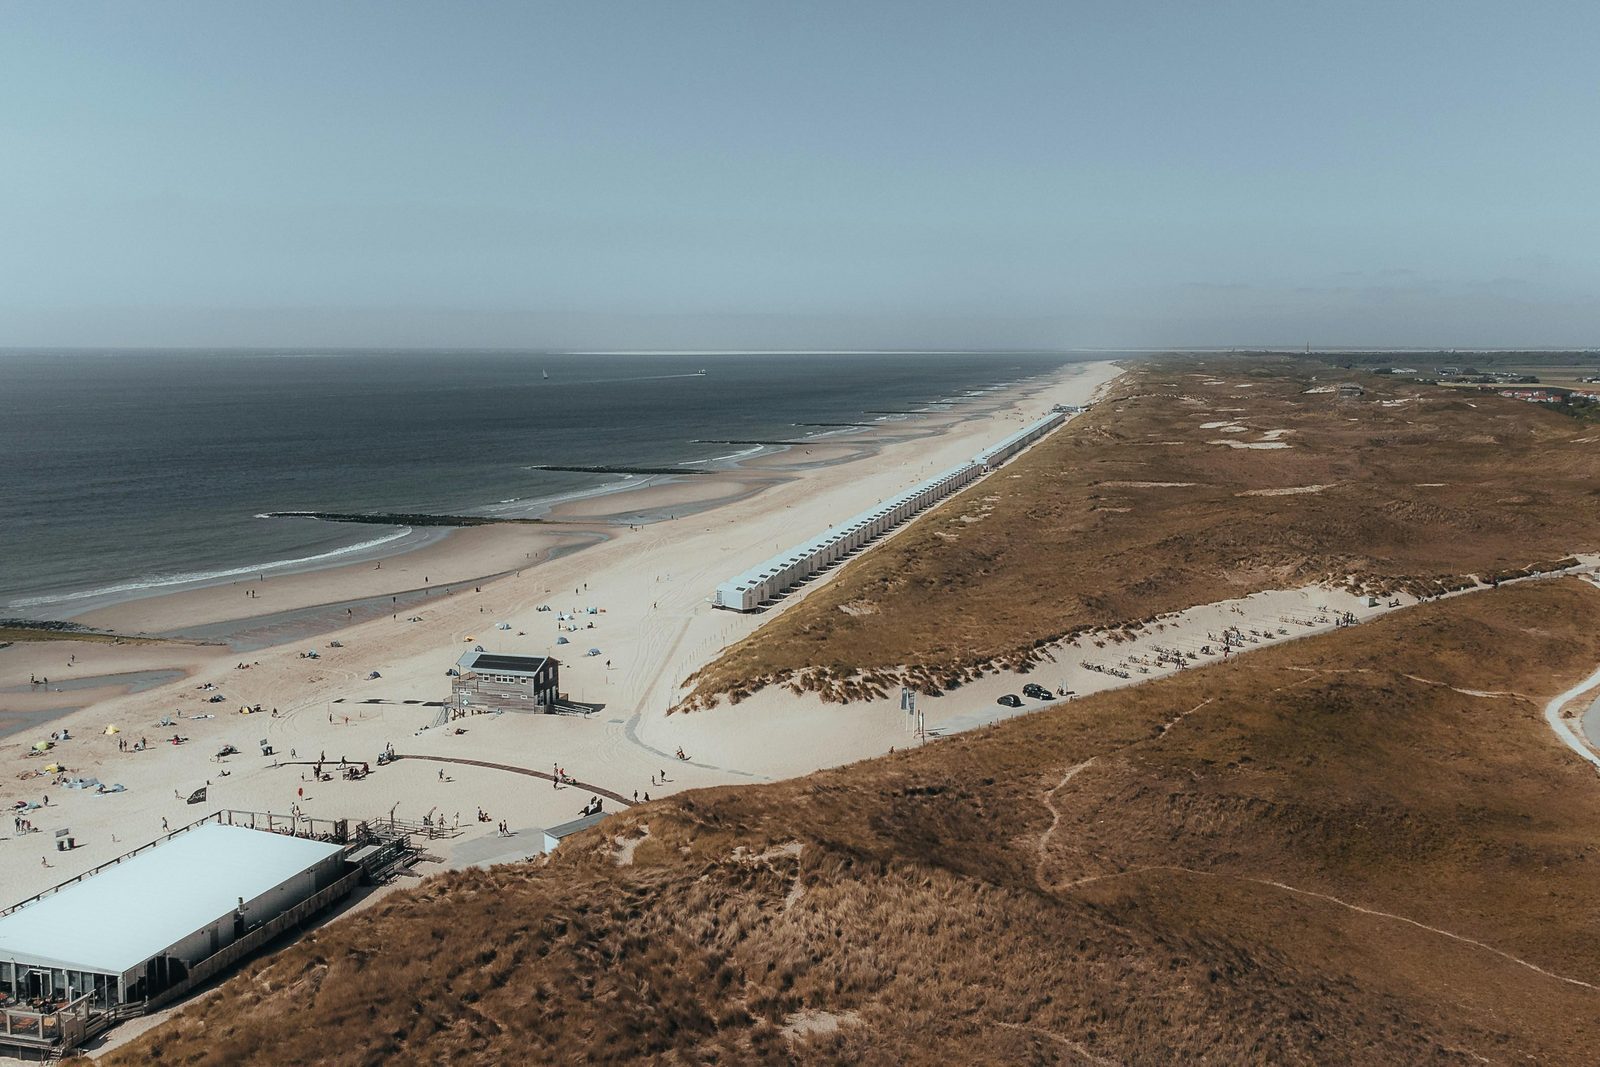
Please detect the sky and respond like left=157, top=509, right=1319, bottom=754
left=2, top=1, right=1597, bottom=350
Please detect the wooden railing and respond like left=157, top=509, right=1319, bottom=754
left=0, top=991, right=93, bottom=1053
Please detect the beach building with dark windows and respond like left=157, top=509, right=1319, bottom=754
left=451, top=651, right=560, bottom=714
left=0, top=822, right=358, bottom=1055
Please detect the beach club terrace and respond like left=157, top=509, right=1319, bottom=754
left=714, top=411, right=1065, bottom=612
left=451, top=650, right=560, bottom=714
left=0, top=821, right=365, bottom=1057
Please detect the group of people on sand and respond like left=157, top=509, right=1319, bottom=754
left=27, top=657, right=75, bottom=688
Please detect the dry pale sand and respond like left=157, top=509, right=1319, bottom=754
left=1238, top=484, right=1334, bottom=497
left=0, top=362, right=1121, bottom=905
left=1210, top=439, right=1292, bottom=450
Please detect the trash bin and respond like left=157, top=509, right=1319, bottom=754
left=56, top=837, right=74, bottom=852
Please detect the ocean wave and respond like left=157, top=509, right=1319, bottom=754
left=684, top=445, right=765, bottom=466
left=8, top=528, right=416, bottom=608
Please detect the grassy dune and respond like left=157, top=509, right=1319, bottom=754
left=115, top=580, right=1600, bottom=1065
left=684, top=356, right=1600, bottom=706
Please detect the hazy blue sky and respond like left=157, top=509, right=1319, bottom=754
left=3, top=1, right=1597, bottom=349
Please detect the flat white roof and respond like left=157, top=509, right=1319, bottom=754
left=0, top=823, right=342, bottom=976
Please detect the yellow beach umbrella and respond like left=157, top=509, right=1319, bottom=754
left=105, top=724, right=121, bottom=735
left=31, top=741, right=52, bottom=752
left=43, top=763, right=63, bottom=773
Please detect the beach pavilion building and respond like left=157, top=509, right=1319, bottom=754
left=0, top=822, right=355, bottom=1050
left=451, top=650, right=560, bottom=714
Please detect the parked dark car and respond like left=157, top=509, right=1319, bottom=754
left=997, top=693, right=1022, bottom=708
left=1022, top=683, right=1054, bottom=701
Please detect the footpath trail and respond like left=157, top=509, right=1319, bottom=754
left=393, top=753, right=635, bottom=807
left=1542, top=663, right=1600, bottom=772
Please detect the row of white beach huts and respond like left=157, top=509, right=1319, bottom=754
left=713, top=411, right=1067, bottom=612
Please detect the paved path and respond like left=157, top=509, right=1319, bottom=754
left=392, top=753, right=636, bottom=807
left=1541, top=664, right=1600, bottom=772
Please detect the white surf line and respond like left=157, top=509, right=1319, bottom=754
left=1542, top=663, right=1600, bottom=771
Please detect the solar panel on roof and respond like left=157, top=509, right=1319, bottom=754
left=467, top=653, right=550, bottom=674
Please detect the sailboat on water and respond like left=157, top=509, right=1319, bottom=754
left=542, top=369, right=549, bottom=380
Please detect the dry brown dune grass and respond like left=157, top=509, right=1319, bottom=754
left=683, top=356, right=1600, bottom=706
left=114, top=580, right=1600, bottom=1066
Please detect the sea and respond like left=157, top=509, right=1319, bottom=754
left=0, top=350, right=1086, bottom=619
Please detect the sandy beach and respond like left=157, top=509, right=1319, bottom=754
left=0, top=361, right=1120, bottom=905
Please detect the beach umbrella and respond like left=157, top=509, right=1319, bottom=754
left=44, top=763, right=63, bottom=773
left=104, top=725, right=120, bottom=735
left=32, top=740, right=52, bottom=752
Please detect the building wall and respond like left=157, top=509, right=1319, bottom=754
left=452, top=663, right=560, bottom=711
left=161, top=853, right=345, bottom=969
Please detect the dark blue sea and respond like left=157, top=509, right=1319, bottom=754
left=0, top=350, right=1080, bottom=617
